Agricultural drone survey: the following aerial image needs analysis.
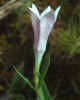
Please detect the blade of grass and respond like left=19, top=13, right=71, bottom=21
left=13, top=66, right=35, bottom=90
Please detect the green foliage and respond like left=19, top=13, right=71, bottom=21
left=8, top=65, right=27, bottom=100
left=75, top=1, right=80, bottom=21
left=40, top=53, right=50, bottom=85
left=54, top=25, right=80, bottom=55
left=51, top=6, right=80, bottom=56
left=9, top=94, right=26, bottom=100
left=36, top=54, right=51, bottom=100
left=9, top=65, right=34, bottom=100
left=12, top=54, right=52, bottom=100
left=1, top=0, right=80, bottom=100
left=13, top=66, right=34, bottom=90
left=13, top=0, right=32, bottom=19
left=9, top=65, right=25, bottom=93
left=37, top=81, right=52, bottom=100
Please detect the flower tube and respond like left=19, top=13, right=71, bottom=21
left=28, top=4, right=60, bottom=89
left=28, top=4, right=60, bottom=66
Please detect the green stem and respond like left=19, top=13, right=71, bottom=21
left=34, top=63, right=41, bottom=100
left=33, top=52, right=45, bottom=99
left=33, top=54, right=42, bottom=100
left=37, top=86, right=45, bottom=100
left=33, top=52, right=43, bottom=89
left=33, top=63, right=40, bottom=89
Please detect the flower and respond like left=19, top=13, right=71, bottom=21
left=28, top=4, right=61, bottom=67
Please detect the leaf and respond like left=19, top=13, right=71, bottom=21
left=37, top=86, right=46, bottom=100
left=13, top=66, right=35, bottom=90
left=41, top=81, right=52, bottom=100
left=37, top=54, right=51, bottom=100
left=37, top=81, right=52, bottom=100
left=40, top=53, right=50, bottom=85
left=9, top=65, right=26, bottom=93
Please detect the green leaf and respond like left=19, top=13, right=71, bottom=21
left=40, top=53, right=50, bottom=85
left=37, top=81, right=52, bottom=100
left=10, top=65, right=25, bottom=92
left=13, top=66, right=35, bottom=90
left=42, top=81, right=52, bottom=100
left=37, top=86, right=46, bottom=100
left=37, top=53, right=51, bottom=100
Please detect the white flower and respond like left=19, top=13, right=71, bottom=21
left=28, top=4, right=60, bottom=66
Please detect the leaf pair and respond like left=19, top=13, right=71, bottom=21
left=37, top=53, right=51, bottom=100
left=13, top=53, right=51, bottom=100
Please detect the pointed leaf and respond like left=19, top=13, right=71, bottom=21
left=37, top=86, right=46, bottom=100
left=10, top=65, right=24, bottom=90
left=37, top=80, right=52, bottom=100
left=13, top=66, right=35, bottom=90
left=41, top=81, right=52, bottom=100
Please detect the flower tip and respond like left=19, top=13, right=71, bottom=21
left=55, top=6, right=61, bottom=15
left=57, top=6, right=61, bottom=11
left=27, top=7, right=32, bottom=13
left=48, top=5, right=51, bottom=10
left=54, top=6, right=61, bottom=21
left=31, top=3, right=39, bottom=17
left=32, top=3, right=36, bottom=9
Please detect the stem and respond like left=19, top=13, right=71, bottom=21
left=37, top=86, right=45, bottom=100
left=33, top=64, right=40, bottom=89
left=33, top=52, right=43, bottom=89
left=33, top=52, right=44, bottom=99
left=34, top=63, right=41, bottom=100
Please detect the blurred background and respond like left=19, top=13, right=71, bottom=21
left=0, top=0, right=80, bottom=100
